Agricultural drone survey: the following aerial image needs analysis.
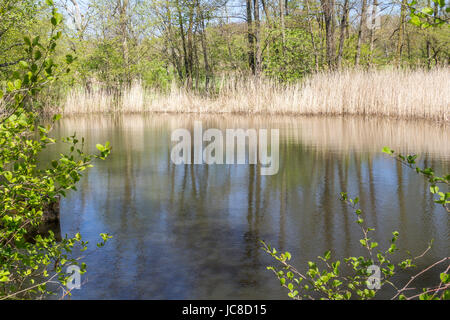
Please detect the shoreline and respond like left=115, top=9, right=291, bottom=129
left=48, top=109, right=449, bottom=124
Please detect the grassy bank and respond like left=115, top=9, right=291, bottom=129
left=55, top=68, right=449, bottom=121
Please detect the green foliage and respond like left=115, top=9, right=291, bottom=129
left=0, top=2, right=112, bottom=299
left=0, top=0, right=39, bottom=76
left=0, top=109, right=111, bottom=299
left=263, top=147, right=449, bottom=300
left=0, top=1, right=73, bottom=118
left=264, top=28, right=315, bottom=81
left=81, top=39, right=128, bottom=87
left=408, top=0, right=449, bottom=28
left=138, top=59, right=173, bottom=89
left=382, top=147, right=449, bottom=212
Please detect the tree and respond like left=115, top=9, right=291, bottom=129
left=396, top=0, right=408, bottom=66
left=337, top=0, right=349, bottom=69
left=0, top=1, right=112, bottom=299
left=320, top=0, right=336, bottom=69
left=355, top=0, right=368, bottom=67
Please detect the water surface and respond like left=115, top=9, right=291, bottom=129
left=44, top=114, right=449, bottom=299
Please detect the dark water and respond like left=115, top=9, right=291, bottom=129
left=43, top=114, right=449, bottom=299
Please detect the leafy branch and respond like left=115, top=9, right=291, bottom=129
left=262, top=147, right=449, bottom=300
left=382, top=146, right=449, bottom=213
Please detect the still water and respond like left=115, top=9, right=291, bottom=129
left=44, top=114, right=449, bottom=299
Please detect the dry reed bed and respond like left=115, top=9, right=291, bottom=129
left=58, top=68, right=450, bottom=121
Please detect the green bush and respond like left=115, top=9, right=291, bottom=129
left=0, top=0, right=112, bottom=299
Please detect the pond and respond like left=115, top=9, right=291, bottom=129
left=43, top=114, right=449, bottom=299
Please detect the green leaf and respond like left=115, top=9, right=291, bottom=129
left=66, top=54, right=74, bottom=64
left=100, top=233, right=111, bottom=241
left=430, top=185, right=439, bottom=194
left=388, top=243, right=397, bottom=253
left=19, top=60, right=29, bottom=69
left=3, top=171, right=13, bottom=181
left=421, top=7, right=434, bottom=15
left=53, top=12, right=63, bottom=25
left=32, top=36, right=40, bottom=46
left=382, top=146, right=394, bottom=155
left=440, top=273, right=449, bottom=284
left=14, top=79, right=22, bottom=90
left=7, top=81, right=15, bottom=92
left=96, top=144, right=105, bottom=152
left=409, top=15, right=422, bottom=27
left=0, top=271, right=10, bottom=282
left=332, top=280, right=343, bottom=287
left=23, top=36, right=31, bottom=46
left=34, top=50, right=42, bottom=60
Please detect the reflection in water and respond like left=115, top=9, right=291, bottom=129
left=42, top=114, right=449, bottom=299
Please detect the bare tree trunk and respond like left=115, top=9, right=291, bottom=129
left=279, top=0, right=286, bottom=56
left=246, top=0, right=255, bottom=74
left=433, top=0, right=438, bottom=18
left=426, top=36, right=431, bottom=69
left=355, top=0, right=367, bottom=67
left=321, top=0, right=336, bottom=70
left=368, top=0, right=378, bottom=68
left=181, top=2, right=195, bottom=89
left=345, top=3, right=350, bottom=38
left=337, top=0, right=349, bottom=70
left=193, top=33, right=199, bottom=90
left=119, top=0, right=129, bottom=84
left=395, top=0, right=407, bottom=66
left=425, top=0, right=432, bottom=69
left=69, top=0, right=83, bottom=38
left=253, top=0, right=262, bottom=75
left=261, top=0, right=272, bottom=26
left=176, top=0, right=189, bottom=83
left=305, top=0, right=319, bottom=72
left=186, top=3, right=195, bottom=89
left=197, top=1, right=212, bottom=92
left=165, top=2, right=183, bottom=80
